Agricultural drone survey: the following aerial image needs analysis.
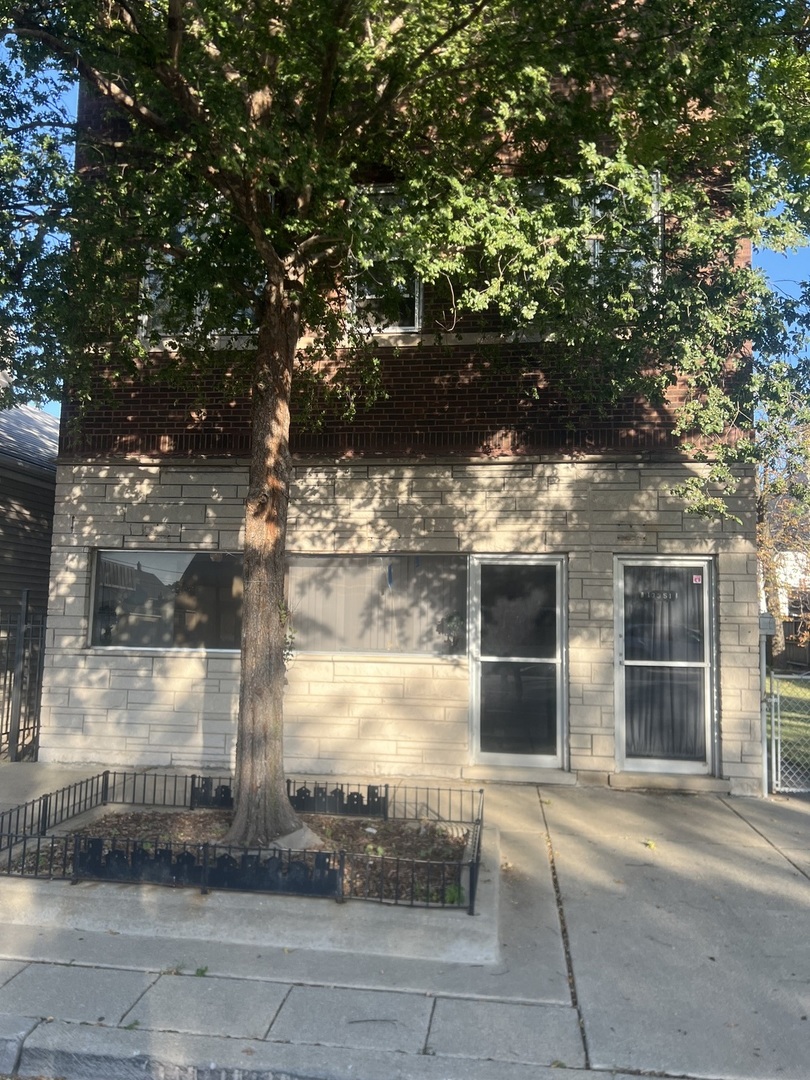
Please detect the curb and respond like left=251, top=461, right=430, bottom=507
left=0, top=1014, right=37, bottom=1074
left=18, top=1019, right=589, bottom=1080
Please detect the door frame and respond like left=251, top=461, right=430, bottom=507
left=470, top=554, right=567, bottom=769
left=614, top=555, right=717, bottom=775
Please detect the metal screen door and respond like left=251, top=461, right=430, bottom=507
left=616, top=558, right=714, bottom=773
left=471, top=557, right=564, bottom=767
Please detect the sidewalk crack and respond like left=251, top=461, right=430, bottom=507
left=538, top=790, right=591, bottom=1070
left=719, top=796, right=810, bottom=882
left=422, top=995, right=438, bottom=1056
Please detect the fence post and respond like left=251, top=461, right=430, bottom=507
left=336, top=850, right=345, bottom=903
left=8, top=590, right=30, bottom=762
left=39, top=793, right=50, bottom=836
left=775, top=675, right=783, bottom=792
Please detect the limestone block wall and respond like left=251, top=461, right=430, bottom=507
left=39, top=457, right=762, bottom=792
left=40, top=465, right=244, bottom=767
left=283, top=658, right=470, bottom=780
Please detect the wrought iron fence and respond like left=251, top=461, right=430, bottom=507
left=770, top=674, right=810, bottom=792
left=0, top=772, right=485, bottom=912
left=0, top=771, right=110, bottom=852
left=0, top=591, right=46, bottom=761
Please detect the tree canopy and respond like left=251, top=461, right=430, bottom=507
left=5, top=0, right=810, bottom=836
left=2, top=0, right=809, bottom=423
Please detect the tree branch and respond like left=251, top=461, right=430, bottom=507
left=11, top=24, right=171, bottom=134
left=167, top=0, right=183, bottom=66
left=349, top=0, right=491, bottom=140
left=201, top=165, right=287, bottom=279
left=313, top=0, right=353, bottom=144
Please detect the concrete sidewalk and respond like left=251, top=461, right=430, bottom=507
left=0, top=766, right=807, bottom=1080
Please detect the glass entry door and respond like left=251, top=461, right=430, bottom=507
left=616, top=559, right=714, bottom=773
left=472, top=558, right=564, bottom=767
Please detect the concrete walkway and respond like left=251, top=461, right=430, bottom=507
left=0, top=765, right=807, bottom=1080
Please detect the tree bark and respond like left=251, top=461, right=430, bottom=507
left=223, top=276, right=304, bottom=846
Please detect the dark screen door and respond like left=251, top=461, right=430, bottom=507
left=619, top=562, right=711, bottom=765
left=475, top=561, right=561, bottom=763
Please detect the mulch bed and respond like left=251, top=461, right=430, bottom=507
left=68, top=808, right=468, bottom=862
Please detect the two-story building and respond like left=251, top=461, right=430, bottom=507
left=37, top=305, right=763, bottom=794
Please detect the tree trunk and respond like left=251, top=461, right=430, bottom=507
left=223, top=277, right=303, bottom=846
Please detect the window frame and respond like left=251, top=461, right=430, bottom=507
left=347, top=183, right=423, bottom=335
left=89, top=549, right=244, bottom=653
left=349, top=263, right=423, bottom=334
left=469, top=554, right=568, bottom=770
left=614, top=555, right=717, bottom=775
left=89, top=549, right=467, bottom=658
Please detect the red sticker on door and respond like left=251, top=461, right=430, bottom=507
left=693, top=575, right=702, bottom=584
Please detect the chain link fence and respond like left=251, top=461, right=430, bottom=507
left=769, top=674, right=810, bottom=792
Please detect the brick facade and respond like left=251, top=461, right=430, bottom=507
left=60, top=337, right=691, bottom=460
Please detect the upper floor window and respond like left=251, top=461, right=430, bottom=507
left=584, top=172, right=663, bottom=278
left=348, top=183, right=422, bottom=334
left=350, top=261, right=422, bottom=333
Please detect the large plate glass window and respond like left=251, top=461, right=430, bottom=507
left=616, top=557, right=714, bottom=773
left=471, top=557, right=566, bottom=767
left=92, top=551, right=243, bottom=649
left=287, top=555, right=466, bottom=655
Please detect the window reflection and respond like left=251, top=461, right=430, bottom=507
left=481, top=564, right=557, bottom=658
left=93, top=551, right=243, bottom=649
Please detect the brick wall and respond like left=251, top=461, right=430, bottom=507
left=60, top=339, right=693, bottom=460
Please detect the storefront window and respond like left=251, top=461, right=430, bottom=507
left=287, top=555, right=467, bottom=654
left=92, top=551, right=467, bottom=655
left=92, top=551, right=243, bottom=649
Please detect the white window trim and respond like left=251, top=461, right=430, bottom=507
left=286, top=552, right=466, bottom=657
left=89, top=548, right=244, bottom=652
left=469, top=554, right=568, bottom=771
left=348, top=265, right=423, bottom=334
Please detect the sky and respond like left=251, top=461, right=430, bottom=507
left=756, top=245, right=810, bottom=301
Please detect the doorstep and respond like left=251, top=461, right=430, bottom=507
left=608, top=772, right=732, bottom=794
left=462, top=766, right=578, bottom=785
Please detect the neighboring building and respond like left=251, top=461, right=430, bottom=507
left=0, top=406, right=59, bottom=615
left=771, top=549, right=810, bottom=669
left=37, top=310, right=764, bottom=794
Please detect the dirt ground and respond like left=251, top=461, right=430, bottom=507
left=67, top=808, right=468, bottom=861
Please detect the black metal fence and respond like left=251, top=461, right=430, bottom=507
left=782, top=619, right=810, bottom=670
left=0, top=591, right=46, bottom=761
left=0, top=772, right=485, bottom=912
left=0, top=770, right=110, bottom=849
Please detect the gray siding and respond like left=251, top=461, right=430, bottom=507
left=0, top=407, right=59, bottom=617
left=0, top=462, right=56, bottom=614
